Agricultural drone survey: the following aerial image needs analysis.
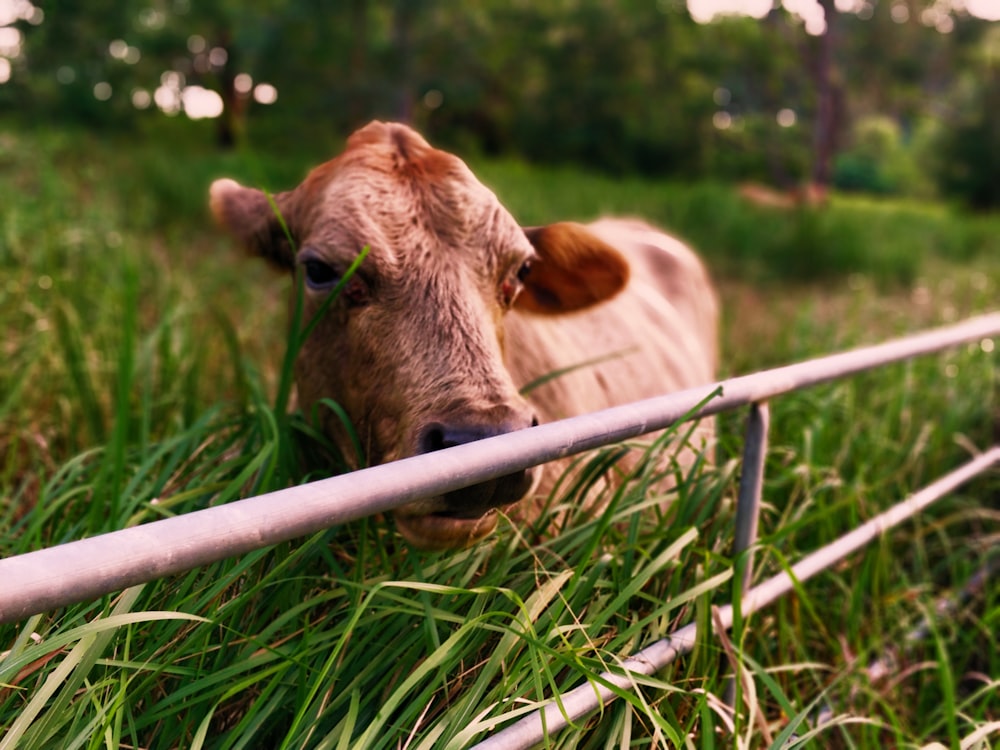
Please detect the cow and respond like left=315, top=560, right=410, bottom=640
left=209, top=121, right=718, bottom=550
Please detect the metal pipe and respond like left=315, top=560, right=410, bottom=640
left=0, top=313, right=997, bottom=623
left=740, top=445, right=1000, bottom=615
left=471, top=447, right=1000, bottom=750
left=724, top=400, right=770, bottom=708
left=732, top=402, right=770, bottom=602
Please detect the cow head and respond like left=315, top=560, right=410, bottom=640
left=210, top=121, right=628, bottom=549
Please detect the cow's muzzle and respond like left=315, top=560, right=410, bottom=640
left=394, top=414, right=539, bottom=550
left=435, top=470, right=536, bottom=519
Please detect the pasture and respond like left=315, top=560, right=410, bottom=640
left=1, top=127, right=997, bottom=748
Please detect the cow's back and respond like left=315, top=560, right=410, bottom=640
left=505, top=218, right=718, bottom=511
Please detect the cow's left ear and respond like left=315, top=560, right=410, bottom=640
left=516, top=222, right=630, bottom=314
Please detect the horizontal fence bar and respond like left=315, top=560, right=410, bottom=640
left=471, top=447, right=1000, bottom=750
left=0, top=312, right=997, bottom=623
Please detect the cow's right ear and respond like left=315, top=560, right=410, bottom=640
left=517, top=222, right=630, bottom=314
left=209, top=178, right=296, bottom=270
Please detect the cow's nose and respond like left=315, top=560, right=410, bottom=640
left=414, top=415, right=539, bottom=517
left=417, top=416, right=538, bottom=454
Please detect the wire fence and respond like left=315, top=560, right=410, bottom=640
left=1, top=312, right=998, bottom=746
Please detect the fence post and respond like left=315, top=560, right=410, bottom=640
left=724, top=401, right=770, bottom=710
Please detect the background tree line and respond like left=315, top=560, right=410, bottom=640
left=2, top=0, right=997, bottom=208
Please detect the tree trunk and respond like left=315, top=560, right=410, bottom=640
left=215, top=27, right=245, bottom=149
left=348, top=0, right=369, bottom=127
left=391, top=0, right=417, bottom=123
left=811, top=0, right=837, bottom=187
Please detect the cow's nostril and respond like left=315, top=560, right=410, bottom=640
left=419, top=423, right=450, bottom=454
left=417, top=415, right=536, bottom=455
left=419, top=423, right=491, bottom=454
left=417, top=421, right=506, bottom=454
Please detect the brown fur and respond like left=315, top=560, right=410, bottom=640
left=210, top=121, right=718, bottom=550
left=519, top=223, right=630, bottom=313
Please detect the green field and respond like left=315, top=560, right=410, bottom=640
left=1, top=128, right=997, bottom=748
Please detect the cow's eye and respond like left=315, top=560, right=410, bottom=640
left=501, top=260, right=532, bottom=307
left=303, top=259, right=340, bottom=290
left=517, top=260, right=532, bottom=282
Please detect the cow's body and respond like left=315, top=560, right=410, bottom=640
left=211, top=122, right=717, bottom=550
left=501, top=218, right=718, bottom=527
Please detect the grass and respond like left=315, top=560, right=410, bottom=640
left=0, top=124, right=998, bottom=748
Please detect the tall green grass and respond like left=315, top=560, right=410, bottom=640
left=0, top=126, right=997, bottom=747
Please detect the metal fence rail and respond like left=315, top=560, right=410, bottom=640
left=0, top=313, right=997, bottom=625
left=0, top=313, right=997, bottom=745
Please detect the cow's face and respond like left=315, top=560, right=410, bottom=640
left=210, top=121, right=628, bottom=549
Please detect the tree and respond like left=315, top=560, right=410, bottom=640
left=811, top=0, right=838, bottom=188
left=932, top=26, right=1000, bottom=209
left=3, top=0, right=997, bottom=202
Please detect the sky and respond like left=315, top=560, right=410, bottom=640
left=687, top=0, right=1000, bottom=31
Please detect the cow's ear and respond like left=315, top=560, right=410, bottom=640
left=209, top=178, right=296, bottom=270
left=517, top=222, right=629, bottom=314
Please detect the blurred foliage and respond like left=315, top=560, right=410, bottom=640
left=930, top=26, right=1000, bottom=211
left=833, top=114, right=935, bottom=197
left=0, top=0, right=998, bottom=207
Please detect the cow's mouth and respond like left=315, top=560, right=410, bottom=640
left=394, top=470, right=535, bottom=550
left=394, top=509, right=500, bottom=551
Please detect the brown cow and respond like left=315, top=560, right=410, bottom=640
left=210, top=121, right=717, bottom=550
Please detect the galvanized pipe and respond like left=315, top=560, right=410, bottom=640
left=732, top=402, right=770, bottom=602
left=724, top=400, right=770, bottom=708
left=0, top=313, right=996, bottom=623
left=471, top=446, right=1000, bottom=750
